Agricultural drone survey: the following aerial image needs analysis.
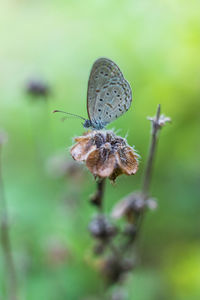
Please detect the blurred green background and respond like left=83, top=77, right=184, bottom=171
left=0, top=0, right=200, bottom=299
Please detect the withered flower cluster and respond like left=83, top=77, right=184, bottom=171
left=112, top=192, right=157, bottom=223
left=89, top=215, right=117, bottom=240
left=70, top=130, right=139, bottom=181
left=26, top=78, right=50, bottom=98
left=66, top=105, right=171, bottom=290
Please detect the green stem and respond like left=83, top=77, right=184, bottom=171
left=0, top=146, right=18, bottom=300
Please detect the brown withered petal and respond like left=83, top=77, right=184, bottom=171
left=86, top=149, right=116, bottom=178
left=71, top=136, right=96, bottom=161
left=109, top=168, right=123, bottom=182
left=116, top=147, right=138, bottom=175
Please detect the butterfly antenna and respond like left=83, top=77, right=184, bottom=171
left=53, top=110, right=86, bottom=121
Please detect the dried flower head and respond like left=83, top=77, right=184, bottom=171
left=26, top=78, right=50, bottom=98
left=89, top=215, right=117, bottom=240
left=70, top=130, right=139, bottom=181
left=147, top=114, right=171, bottom=128
left=112, top=192, right=157, bottom=222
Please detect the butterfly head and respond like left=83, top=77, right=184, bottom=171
left=83, top=119, right=105, bottom=130
left=83, top=119, right=92, bottom=128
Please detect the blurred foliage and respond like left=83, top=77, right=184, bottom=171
left=0, top=0, right=200, bottom=299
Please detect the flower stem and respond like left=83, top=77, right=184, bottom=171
left=142, top=104, right=161, bottom=199
left=0, top=145, right=18, bottom=300
left=90, top=178, right=106, bottom=212
left=123, top=105, right=162, bottom=245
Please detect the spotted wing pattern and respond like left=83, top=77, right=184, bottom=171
left=87, top=58, right=132, bottom=128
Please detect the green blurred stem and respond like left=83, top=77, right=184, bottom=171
left=0, top=146, right=18, bottom=300
left=142, top=104, right=161, bottom=199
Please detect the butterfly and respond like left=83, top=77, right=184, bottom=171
left=54, top=58, right=132, bottom=130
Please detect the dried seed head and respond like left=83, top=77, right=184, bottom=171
left=147, top=114, right=171, bottom=128
left=111, top=193, right=145, bottom=224
left=112, top=192, right=157, bottom=222
left=88, top=215, right=117, bottom=240
left=26, top=79, right=50, bottom=98
left=70, top=130, right=139, bottom=181
left=112, top=193, right=145, bottom=219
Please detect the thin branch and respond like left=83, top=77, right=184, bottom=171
left=0, top=143, right=18, bottom=300
left=90, top=178, right=106, bottom=212
left=118, top=105, right=164, bottom=250
left=142, top=104, right=161, bottom=199
left=89, top=178, right=123, bottom=260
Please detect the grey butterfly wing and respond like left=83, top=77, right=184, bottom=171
left=87, top=58, right=132, bottom=127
